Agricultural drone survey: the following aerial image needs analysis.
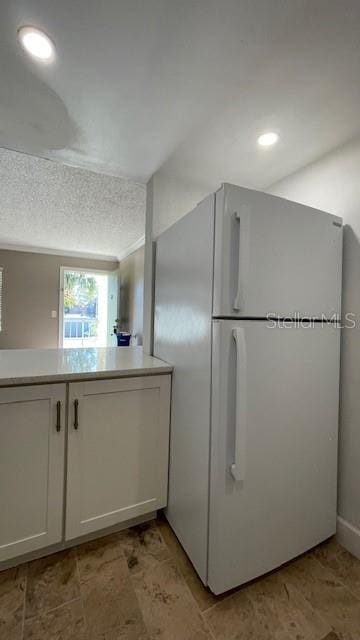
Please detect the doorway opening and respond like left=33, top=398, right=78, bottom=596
left=59, top=268, right=118, bottom=348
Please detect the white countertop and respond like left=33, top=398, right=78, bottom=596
left=0, top=347, right=172, bottom=387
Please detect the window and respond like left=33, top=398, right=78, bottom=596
left=59, top=267, right=118, bottom=348
left=0, top=268, right=2, bottom=332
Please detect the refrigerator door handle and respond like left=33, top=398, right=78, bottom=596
left=233, top=212, right=242, bottom=310
left=231, top=327, right=247, bottom=482
left=233, top=208, right=250, bottom=311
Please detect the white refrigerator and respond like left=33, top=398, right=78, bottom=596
left=154, top=183, right=342, bottom=594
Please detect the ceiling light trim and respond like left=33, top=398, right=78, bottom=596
left=17, top=25, right=56, bottom=62
left=257, top=131, right=280, bottom=147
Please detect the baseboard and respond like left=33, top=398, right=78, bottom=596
left=336, top=516, right=360, bottom=559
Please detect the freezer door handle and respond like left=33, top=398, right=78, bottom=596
left=233, top=212, right=242, bottom=309
left=231, top=327, right=247, bottom=482
left=233, top=208, right=250, bottom=311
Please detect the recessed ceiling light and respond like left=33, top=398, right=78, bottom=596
left=18, top=26, right=55, bottom=62
left=257, top=132, right=279, bottom=147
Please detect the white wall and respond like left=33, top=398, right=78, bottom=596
left=152, top=170, right=213, bottom=238
left=270, top=135, right=360, bottom=549
left=143, top=170, right=213, bottom=352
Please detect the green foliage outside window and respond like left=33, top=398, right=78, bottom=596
left=64, top=272, right=98, bottom=312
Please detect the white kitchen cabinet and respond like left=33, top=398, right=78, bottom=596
left=0, top=384, right=66, bottom=562
left=65, top=375, right=171, bottom=540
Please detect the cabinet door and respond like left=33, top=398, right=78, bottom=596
left=66, top=375, right=171, bottom=540
left=0, top=384, right=66, bottom=562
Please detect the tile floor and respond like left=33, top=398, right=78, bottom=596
left=1, top=516, right=360, bottom=639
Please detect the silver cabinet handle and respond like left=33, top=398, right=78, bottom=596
left=56, top=400, right=61, bottom=432
left=74, top=399, right=79, bottom=430
left=231, top=328, right=247, bottom=482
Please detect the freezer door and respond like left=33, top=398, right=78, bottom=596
left=208, top=319, right=340, bottom=594
left=213, top=184, right=342, bottom=318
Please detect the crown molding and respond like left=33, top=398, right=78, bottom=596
left=117, top=235, right=145, bottom=261
left=0, top=242, right=118, bottom=263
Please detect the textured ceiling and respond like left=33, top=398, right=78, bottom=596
left=0, top=148, right=145, bottom=260
left=1, top=0, right=359, bottom=186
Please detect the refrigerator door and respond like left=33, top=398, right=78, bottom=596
left=208, top=319, right=340, bottom=594
left=213, top=184, right=343, bottom=319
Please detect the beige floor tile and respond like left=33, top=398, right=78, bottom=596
left=25, top=549, right=80, bottom=619
left=78, top=536, right=148, bottom=640
left=156, top=515, right=224, bottom=611
left=76, top=532, right=125, bottom=582
left=119, top=521, right=169, bottom=575
left=312, top=538, right=343, bottom=561
left=312, top=538, right=360, bottom=599
left=3, top=528, right=359, bottom=640
left=0, top=565, right=27, bottom=640
left=282, top=553, right=360, bottom=640
left=204, top=569, right=331, bottom=640
left=131, top=557, right=212, bottom=640
left=80, top=557, right=149, bottom=640
left=247, top=571, right=331, bottom=639
left=23, top=599, right=85, bottom=640
left=204, top=587, right=265, bottom=640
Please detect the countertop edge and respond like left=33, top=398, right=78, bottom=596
left=0, top=366, right=173, bottom=388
